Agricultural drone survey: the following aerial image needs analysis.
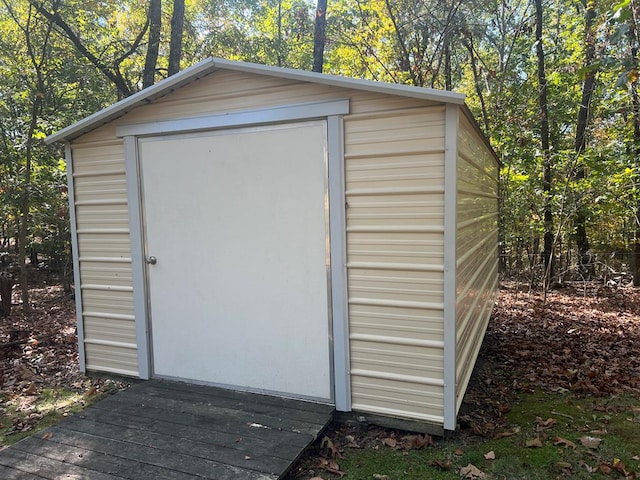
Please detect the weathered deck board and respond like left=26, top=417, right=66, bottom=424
left=0, top=379, right=334, bottom=479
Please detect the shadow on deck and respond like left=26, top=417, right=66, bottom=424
left=0, top=379, right=334, bottom=479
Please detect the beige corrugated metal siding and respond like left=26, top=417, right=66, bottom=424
left=70, top=139, right=138, bottom=376
left=345, top=105, right=446, bottom=423
left=70, top=69, right=448, bottom=423
left=454, top=114, right=500, bottom=412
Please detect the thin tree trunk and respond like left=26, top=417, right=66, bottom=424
left=631, top=82, right=640, bottom=285
left=276, top=0, right=283, bottom=67
left=534, top=0, right=553, bottom=286
left=18, top=94, right=43, bottom=313
left=574, top=1, right=597, bottom=279
left=143, top=0, right=162, bottom=89
left=168, top=0, right=185, bottom=76
left=465, top=33, right=490, bottom=132
left=384, top=0, right=419, bottom=86
left=312, top=0, right=328, bottom=73
left=444, top=33, right=452, bottom=91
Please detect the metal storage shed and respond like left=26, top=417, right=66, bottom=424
left=47, top=57, right=499, bottom=434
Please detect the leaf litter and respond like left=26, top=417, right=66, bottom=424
left=286, top=282, right=640, bottom=479
left=1, top=279, right=127, bottom=439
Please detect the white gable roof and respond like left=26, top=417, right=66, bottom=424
left=46, top=57, right=466, bottom=144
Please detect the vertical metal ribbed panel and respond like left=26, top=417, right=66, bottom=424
left=70, top=140, right=138, bottom=376
left=454, top=114, right=500, bottom=412
left=344, top=105, right=447, bottom=423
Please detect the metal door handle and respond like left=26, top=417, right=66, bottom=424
left=146, top=256, right=157, bottom=265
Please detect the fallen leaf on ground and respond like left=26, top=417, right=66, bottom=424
left=459, top=463, right=486, bottom=479
left=372, top=475, right=389, bottom=480
left=317, top=458, right=344, bottom=476
left=526, top=437, right=544, bottom=448
left=579, top=436, right=602, bottom=449
left=579, top=461, right=595, bottom=473
left=429, top=459, right=452, bottom=470
left=381, top=437, right=397, bottom=448
left=401, top=434, right=433, bottom=450
left=484, top=451, right=495, bottom=460
left=600, top=464, right=613, bottom=475
left=536, top=417, right=557, bottom=431
left=320, top=436, right=342, bottom=459
left=554, top=437, right=577, bottom=449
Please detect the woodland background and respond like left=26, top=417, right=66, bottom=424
left=1, top=0, right=639, bottom=312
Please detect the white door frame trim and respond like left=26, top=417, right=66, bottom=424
left=123, top=99, right=351, bottom=410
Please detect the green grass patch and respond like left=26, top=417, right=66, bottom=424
left=333, top=391, right=640, bottom=479
left=0, top=384, right=109, bottom=447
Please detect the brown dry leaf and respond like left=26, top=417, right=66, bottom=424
left=320, top=436, right=342, bottom=459
left=16, top=395, right=38, bottom=412
left=578, top=460, right=595, bottom=473
left=453, top=448, right=465, bottom=456
left=553, top=436, right=577, bottom=449
left=459, top=463, right=486, bottom=479
left=495, top=426, right=521, bottom=438
left=381, top=437, right=397, bottom=448
left=557, top=461, right=573, bottom=472
left=318, top=457, right=344, bottom=477
left=612, top=458, right=634, bottom=478
left=600, top=463, right=613, bottom=475
left=484, top=451, right=496, bottom=460
left=429, top=459, right=452, bottom=471
left=41, top=432, right=52, bottom=440
left=401, top=434, right=434, bottom=450
left=23, top=382, right=38, bottom=395
left=579, top=436, right=602, bottom=449
left=536, top=417, right=557, bottom=431
left=525, top=437, right=544, bottom=448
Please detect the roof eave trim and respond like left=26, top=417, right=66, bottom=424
left=209, top=57, right=466, bottom=105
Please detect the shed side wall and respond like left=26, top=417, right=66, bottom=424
left=70, top=139, right=138, bottom=376
left=345, top=105, right=446, bottom=424
left=454, top=113, right=499, bottom=412
left=70, top=70, right=446, bottom=423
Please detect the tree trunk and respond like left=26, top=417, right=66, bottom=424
left=18, top=94, right=43, bottom=313
left=312, top=0, right=328, bottom=73
left=574, top=1, right=597, bottom=279
left=143, top=0, right=162, bottom=89
left=465, top=32, right=489, bottom=132
left=534, top=0, right=554, bottom=286
left=276, top=0, right=283, bottom=67
left=628, top=1, right=640, bottom=286
left=168, top=0, right=185, bottom=76
left=631, top=83, right=640, bottom=286
left=444, top=33, right=452, bottom=91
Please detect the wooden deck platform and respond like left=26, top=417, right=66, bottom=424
left=0, top=379, right=334, bottom=479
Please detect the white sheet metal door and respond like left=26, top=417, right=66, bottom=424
left=138, top=122, right=331, bottom=401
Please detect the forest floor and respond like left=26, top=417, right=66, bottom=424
left=1, top=279, right=640, bottom=479
left=0, top=276, right=126, bottom=446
